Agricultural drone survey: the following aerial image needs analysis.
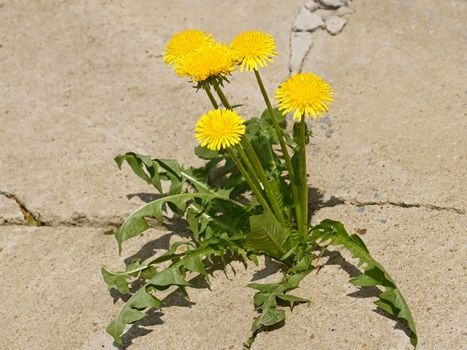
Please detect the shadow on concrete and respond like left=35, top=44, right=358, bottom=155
left=126, top=192, right=162, bottom=203
left=250, top=256, right=283, bottom=281
left=308, top=186, right=345, bottom=222
left=115, top=310, right=164, bottom=349
left=324, top=250, right=412, bottom=339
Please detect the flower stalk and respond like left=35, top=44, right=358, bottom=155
left=203, top=84, right=219, bottom=109
left=298, top=116, right=308, bottom=234
left=241, top=138, right=287, bottom=226
left=212, top=82, right=287, bottom=226
left=254, top=69, right=304, bottom=234
left=227, top=147, right=272, bottom=214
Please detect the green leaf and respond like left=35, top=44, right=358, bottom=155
left=245, top=212, right=289, bottom=258
left=116, top=193, right=221, bottom=253
left=115, top=153, right=162, bottom=192
left=106, top=247, right=215, bottom=344
left=195, top=146, right=219, bottom=159
left=101, top=259, right=147, bottom=294
left=184, top=254, right=208, bottom=277
left=106, top=285, right=161, bottom=345
left=276, top=293, right=308, bottom=309
left=248, top=271, right=309, bottom=333
left=261, top=107, right=287, bottom=124
left=101, top=267, right=131, bottom=294
left=251, top=308, right=285, bottom=331
left=310, top=220, right=418, bottom=347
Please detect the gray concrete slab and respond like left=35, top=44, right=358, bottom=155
left=301, top=0, right=466, bottom=211
left=0, top=225, right=258, bottom=350
left=1, top=0, right=466, bottom=349
left=1, top=205, right=465, bottom=349
left=0, top=0, right=303, bottom=225
left=253, top=205, right=466, bottom=350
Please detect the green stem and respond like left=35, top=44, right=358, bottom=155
left=212, top=81, right=232, bottom=109
left=228, top=147, right=272, bottom=215
left=241, top=138, right=287, bottom=226
left=235, top=144, right=263, bottom=199
left=212, top=79, right=286, bottom=226
left=299, top=117, right=308, bottom=234
left=203, top=84, right=219, bottom=109
left=254, top=69, right=303, bottom=233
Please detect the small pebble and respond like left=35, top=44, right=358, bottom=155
left=289, top=31, right=313, bottom=74
left=293, top=7, right=325, bottom=32
left=356, top=207, right=365, bottom=213
left=336, top=6, right=353, bottom=17
left=325, top=15, right=346, bottom=35
left=304, top=0, right=319, bottom=11
left=313, top=8, right=336, bottom=20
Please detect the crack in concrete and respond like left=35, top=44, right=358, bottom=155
left=0, top=194, right=463, bottom=229
left=0, top=191, right=44, bottom=226
left=313, top=196, right=465, bottom=215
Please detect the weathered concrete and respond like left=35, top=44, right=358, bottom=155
left=1, top=0, right=466, bottom=349
left=1, top=206, right=465, bottom=349
left=253, top=205, right=467, bottom=349
left=303, top=0, right=466, bottom=212
left=0, top=225, right=257, bottom=350
left=0, top=0, right=303, bottom=225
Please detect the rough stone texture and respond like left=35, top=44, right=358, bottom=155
left=0, top=226, right=258, bottom=349
left=1, top=207, right=465, bottom=349
left=313, top=8, right=337, bottom=19
left=325, top=15, right=347, bottom=35
left=293, top=7, right=325, bottom=32
left=304, top=0, right=319, bottom=11
left=0, top=0, right=303, bottom=226
left=290, top=32, right=314, bottom=74
left=336, top=6, right=353, bottom=17
left=319, top=0, right=348, bottom=9
left=302, top=0, right=466, bottom=212
left=252, top=205, right=467, bottom=349
left=1, top=0, right=466, bottom=349
left=0, top=195, right=23, bottom=224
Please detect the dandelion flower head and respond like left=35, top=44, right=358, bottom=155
left=176, top=43, right=237, bottom=82
left=163, top=29, right=214, bottom=67
left=275, top=72, right=333, bottom=121
left=195, top=109, right=246, bottom=151
left=231, top=31, right=277, bottom=71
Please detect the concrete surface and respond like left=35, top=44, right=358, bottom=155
left=0, top=207, right=465, bottom=349
left=0, top=0, right=303, bottom=225
left=0, top=0, right=466, bottom=349
left=304, top=0, right=466, bottom=212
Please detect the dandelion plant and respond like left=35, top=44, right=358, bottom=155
left=102, top=29, right=418, bottom=348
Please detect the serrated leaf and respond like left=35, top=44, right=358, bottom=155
left=106, top=286, right=161, bottom=345
left=349, top=274, right=380, bottom=287
left=310, top=220, right=418, bottom=347
left=184, top=254, right=208, bottom=277
left=116, top=193, right=221, bottom=253
left=115, top=153, right=162, bottom=192
left=101, top=267, right=131, bottom=294
left=106, top=247, right=215, bottom=344
left=252, top=308, right=285, bottom=331
left=276, top=293, right=308, bottom=309
left=245, top=211, right=289, bottom=258
left=248, top=270, right=310, bottom=333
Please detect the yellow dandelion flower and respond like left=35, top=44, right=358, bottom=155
left=195, top=109, right=246, bottom=151
left=176, top=43, right=237, bottom=82
left=163, top=29, right=214, bottom=67
left=275, top=72, right=333, bottom=121
left=231, top=31, right=277, bottom=71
